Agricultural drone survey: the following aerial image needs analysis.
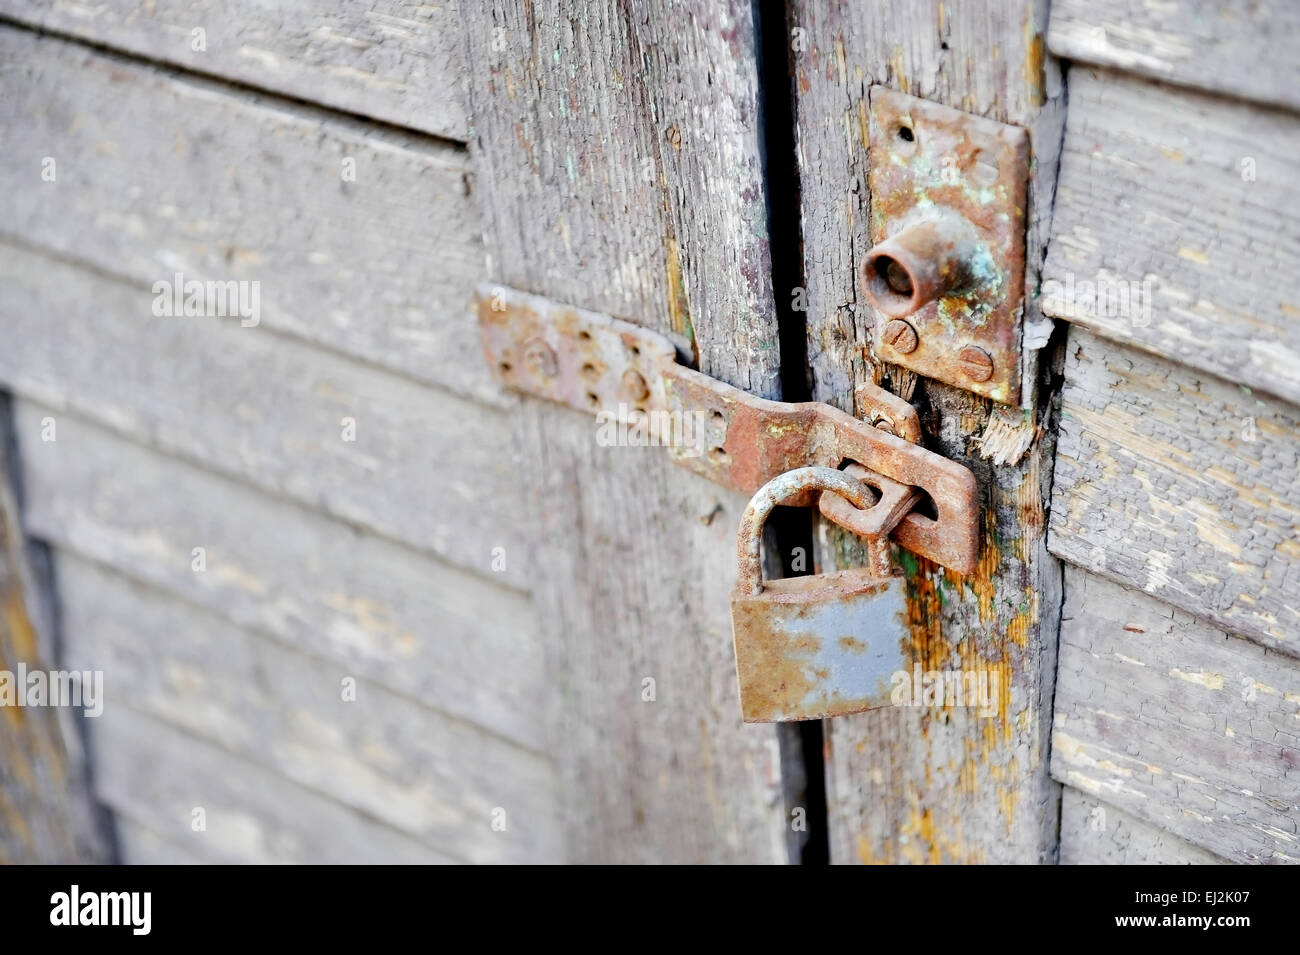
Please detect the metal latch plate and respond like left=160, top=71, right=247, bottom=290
left=477, top=285, right=980, bottom=575
left=867, top=87, right=1030, bottom=404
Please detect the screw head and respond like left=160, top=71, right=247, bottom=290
left=522, top=338, right=557, bottom=378
left=620, top=369, right=650, bottom=403
left=881, top=318, right=919, bottom=354
left=957, top=345, right=994, bottom=382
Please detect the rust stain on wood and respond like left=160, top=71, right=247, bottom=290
left=664, top=234, right=694, bottom=349
left=1024, top=18, right=1046, bottom=107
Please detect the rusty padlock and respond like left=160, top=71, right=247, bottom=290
left=730, top=466, right=914, bottom=723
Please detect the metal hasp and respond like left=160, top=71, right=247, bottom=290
left=865, top=86, right=1030, bottom=405
left=731, top=467, right=910, bottom=722
left=477, top=285, right=980, bottom=575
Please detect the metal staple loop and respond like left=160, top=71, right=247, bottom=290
left=818, top=463, right=921, bottom=541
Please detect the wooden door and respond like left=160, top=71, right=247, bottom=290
left=461, top=0, right=1066, bottom=863
left=464, top=1, right=797, bottom=864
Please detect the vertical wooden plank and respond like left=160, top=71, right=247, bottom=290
left=462, top=2, right=790, bottom=861
left=790, top=0, right=1067, bottom=862
left=0, top=396, right=102, bottom=863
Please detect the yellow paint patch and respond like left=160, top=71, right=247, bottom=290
left=1169, top=668, right=1225, bottom=691
left=213, top=562, right=268, bottom=596
left=664, top=235, right=691, bottom=345
left=1023, top=17, right=1046, bottom=107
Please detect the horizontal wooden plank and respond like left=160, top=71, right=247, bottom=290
left=0, top=0, right=469, bottom=139
left=13, top=401, right=546, bottom=751
left=1051, top=568, right=1300, bottom=864
left=58, top=553, right=560, bottom=864
left=1049, top=328, right=1300, bottom=653
left=1059, top=788, right=1225, bottom=865
left=1048, top=0, right=1300, bottom=111
left=0, top=26, right=494, bottom=404
left=1041, top=68, right=1300, bottom=404
left=0, top=238, right=524, bottom=587
left=93, top=707, right=455, bottom=863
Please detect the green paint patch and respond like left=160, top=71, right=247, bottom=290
left=899, top=549, right=921, bottom=578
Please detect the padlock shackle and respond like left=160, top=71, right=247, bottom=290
left=736, top=466, right=881, bottom=596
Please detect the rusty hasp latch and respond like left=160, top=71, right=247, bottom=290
left=865, top=87, right=1030, bottom=405
left=476, top=284, right=980, bottom=575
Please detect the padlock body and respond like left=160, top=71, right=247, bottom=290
left=731, top=568, right=909, bottom=722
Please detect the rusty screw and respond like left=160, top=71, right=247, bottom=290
left=522, top=337, right=557, bottom=378
left=620, top=369, right=650, bottom=403
left=957, top=345, right=994, bottom=382
left=881, top=318, right=919, bottom=355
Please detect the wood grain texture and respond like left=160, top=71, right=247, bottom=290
left=1051, top=569, right=1299, bottom=864
left=463, top=0, right=792, bottom=862
left=0, top=26, right=494, bottom=404
left=791, top=0, right=1065, bottom=408
left=93, top=706, right=455, bottom=864
left=464, top=0, right=782, bottom=395
left=1050, top=328, right=1300, bottom=654
left=791, top=0, right=1066, bottom=863
left=0, top=0, right=469, bottom=140
left=1042, top=68, right=1300, bottom=404
left=1048, top=0, right=1300, bottom=111
left=1059, top=788, right=1225, bottom=865
left=0, top=398, right=103, bottom=863
left=0, top=238, right=525, bottom=587
left=13, top=401, right=546, bottom=752
left=57, top=552, right=560, bottom=863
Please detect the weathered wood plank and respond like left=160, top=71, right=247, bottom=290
left=0, top=396, right=103, bottom=863
left=1052, top=569, right=1299, bottom=863
left=93, top=706, right=455, bottom=864
left=792, top=0, right=1065, bottom=408
left=465, top=1, right=781, bottom=395
left=792, top=0, right=1066, bottom=863
left=1042, top=68, right=1300, bottom=404
left=57, top=552, right=560, bottom=863
left=0, top=238, right=525, bottom=587
left=1059, top=788, right=1226, bottom=865
left=0, top=0, right=469, bottom=140
left=463, top=0, right=791, bottom=862
left=1050, top=328, right=1300, bottom=654
left=1048, top=0, right=1300, bottom=112
left=0, top=26, right=493, bottom=404
left=13, top=401, right=546, bottom=752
